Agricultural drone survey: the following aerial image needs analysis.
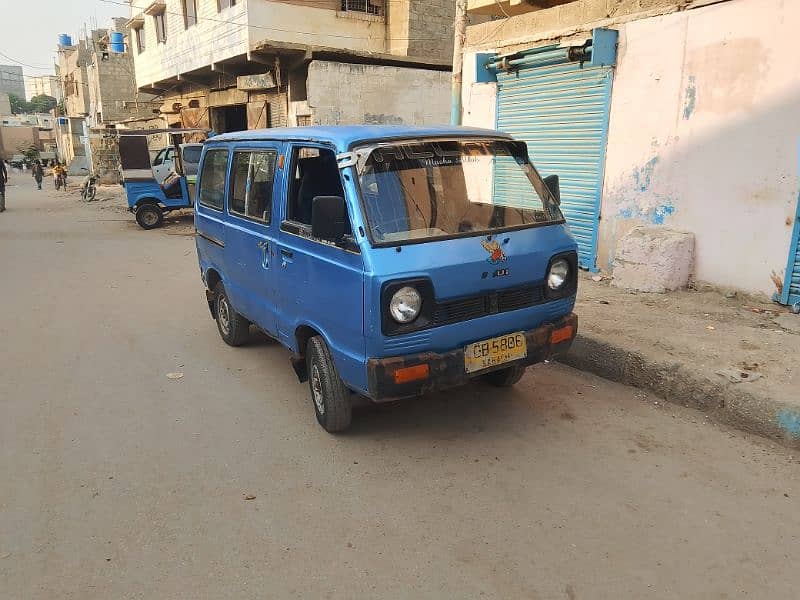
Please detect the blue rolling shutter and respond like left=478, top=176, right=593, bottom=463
left=496, top=61, right=614, bottom=270
left=781, top=207, right=800, bottom=306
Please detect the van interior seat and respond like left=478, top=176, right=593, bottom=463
left=296, top=154, right=345, bottom=225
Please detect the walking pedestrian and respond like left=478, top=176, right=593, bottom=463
left=32, top=160, right=44, bottom=190
left=0, top=159, right=7, bottom=212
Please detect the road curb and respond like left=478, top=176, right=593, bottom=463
left=558, top=333, right=800, bottom=449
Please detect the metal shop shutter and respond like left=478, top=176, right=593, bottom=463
left=781, top=208, right=800, bottom=307
left=496, top=61, right=614, bottom=270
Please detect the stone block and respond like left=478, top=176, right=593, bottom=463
left=612, top=226, right=695, bottom=293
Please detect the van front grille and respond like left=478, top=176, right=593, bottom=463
left=433, top=283, right=547, bottom=326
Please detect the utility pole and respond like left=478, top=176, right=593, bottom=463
left=450, top=0, right=468, bottom=126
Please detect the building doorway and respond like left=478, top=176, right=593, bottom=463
left=210, top=104, right=248, bottom=134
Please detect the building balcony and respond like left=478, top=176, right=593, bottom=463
left=466, top=0, right=576, bottom=17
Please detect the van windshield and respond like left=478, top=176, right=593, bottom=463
left=356, top=139, right=563, bottom=244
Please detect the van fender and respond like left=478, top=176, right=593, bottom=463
left=290, top=321, right=364, bottom=393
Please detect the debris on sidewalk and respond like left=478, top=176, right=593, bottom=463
left=166, top=372, right=184, bottom=380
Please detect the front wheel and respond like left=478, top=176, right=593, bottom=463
left=307, top=336, right=352, bottom=433
left=85, top=185, right=96, bottom=201
left=135, top=203, right=164, bottom=230
left=483, top=364, right=526, bottom=387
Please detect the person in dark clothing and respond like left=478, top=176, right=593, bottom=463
left=32, top=160, right=44, bottom=190
left=0, top=160, right=7, bottom=212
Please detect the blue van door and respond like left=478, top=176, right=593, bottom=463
left=274, top=144, right=366, bottom=389
left=223, top=145, right=284, bottom=336
left=195, top=148, right=230, bottom=281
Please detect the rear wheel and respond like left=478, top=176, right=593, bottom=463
left=135, top=203, right=164, bottom=229
left=214, top=282, right=250, bottom=346
left=483, top=364, right=526, bottom=387
left=306, top=336, right=352, bottom=433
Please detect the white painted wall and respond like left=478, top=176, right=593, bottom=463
left=247, top=1, right=386, bottom=55
left=462, top=0, right=800, bottom=295
left=132, top=0, right=249, bottom=86
left=600, top=0, right=800, bottom=295
left=132, top=0, right=387, bottom=88
left=306, top=61, right=450, bottom=126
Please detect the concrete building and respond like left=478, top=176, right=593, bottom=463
left=0, top=92, right=11, bottom=116
left=57, top=23, right=159, bottom=176
left=129, top=0, right=457, bottom=131
left=459, top=0, right=800, bottom=305
left=28, top=75, right=63, bottom=102
left=0, top=65, right=26, bottom=100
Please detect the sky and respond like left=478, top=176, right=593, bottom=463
left=0, top=0, right=128, bottom=95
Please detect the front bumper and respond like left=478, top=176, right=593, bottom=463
left=366, top=313, right=578, bottom=402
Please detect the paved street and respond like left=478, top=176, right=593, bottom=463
left=1, top=176, right=799, bottom=599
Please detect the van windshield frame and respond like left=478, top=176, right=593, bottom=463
left=351, top=137, right=565, bottom=248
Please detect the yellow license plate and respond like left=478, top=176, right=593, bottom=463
left=464, top=332, right=527, bottom=374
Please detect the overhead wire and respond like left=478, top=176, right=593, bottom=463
left=103, top=0, right=453, bottom=41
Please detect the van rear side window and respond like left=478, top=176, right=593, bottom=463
left=198, top=149, right=228, bottom=211
left=229, top=151, right=277, bottom=223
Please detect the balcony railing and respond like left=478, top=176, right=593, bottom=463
left=341, top=0, right=383, bottom=17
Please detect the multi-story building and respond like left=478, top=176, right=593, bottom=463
left=460, top=0, right=800, bottom=303
left=57, top=22, right=159, bottom=179
left=0, top=65, right=26, bottom=100
left=28, top=75, right=63, bottom=102
left=128, top=0, right=457, bottom=131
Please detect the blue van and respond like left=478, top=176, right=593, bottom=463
left=194, top=126, right=578, bottom=432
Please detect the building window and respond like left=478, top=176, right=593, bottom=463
left=183, top=0, right=198, bottom=28
left=154, top=13, right=167, bottom=43
left=218, top=0, right=236, bottom=10
left=340, top=0, right=382, bottom=16
left=134, top=27, right=145, bottom=53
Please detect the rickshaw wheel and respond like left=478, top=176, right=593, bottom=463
left=135, top=203, right=164, bottom=230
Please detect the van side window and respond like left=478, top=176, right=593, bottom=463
left=287, top=146, right=345, bottom=226
left=229, top=150, right=277, bottom=223
left=198, top=149, right=228, bottom=211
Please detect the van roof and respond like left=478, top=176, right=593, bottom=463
left=207, top=125, right=511, bottom=151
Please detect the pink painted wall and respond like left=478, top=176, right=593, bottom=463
left=601, top=0, right=800, bottom=295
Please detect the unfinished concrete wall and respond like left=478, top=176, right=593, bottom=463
left=306, top=61, right=450, bottom=126
left=88, top=131, right=121, bottom=184
left=387, top=0, right=456, bottom=62
left=0, top=127, right=39, bottom=160
left=88, top=52, right=155, bottom=124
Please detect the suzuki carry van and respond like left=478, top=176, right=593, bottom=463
left=194, top=126, right=578, bottom=432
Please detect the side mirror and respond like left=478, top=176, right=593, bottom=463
left=312, top=195, right=347, bottom=243
left=543, top=174, right=561, bottom=205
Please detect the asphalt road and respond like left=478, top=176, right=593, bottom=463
left=1, top=177, right=799, bottom=599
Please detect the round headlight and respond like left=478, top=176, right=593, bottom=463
left=547, top=258, right=570, bottom=290
left=389, top=286, right=422, bottom=324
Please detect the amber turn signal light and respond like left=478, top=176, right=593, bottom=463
left=393, top=364, right=430, bottom=384
left=550, top=325, right=575, bottom=345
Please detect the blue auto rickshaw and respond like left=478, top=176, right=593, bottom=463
left=118, top=128, right=207, bottom=229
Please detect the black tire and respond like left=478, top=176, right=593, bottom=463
left=213, top=282, right=250, bottom=346
left=306, top=336, right=352, bottom=433
left=135, top=203, right=164, bottom=230
left=86, top=186, right=96, bottom=201
left=483, top=364, right=526, bottom=387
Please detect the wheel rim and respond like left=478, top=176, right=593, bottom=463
left=311, top=364, right=325, bottom=415
left=141, top=208, right=158, bottom=226
left=218, top=295, right=231, bottom=336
